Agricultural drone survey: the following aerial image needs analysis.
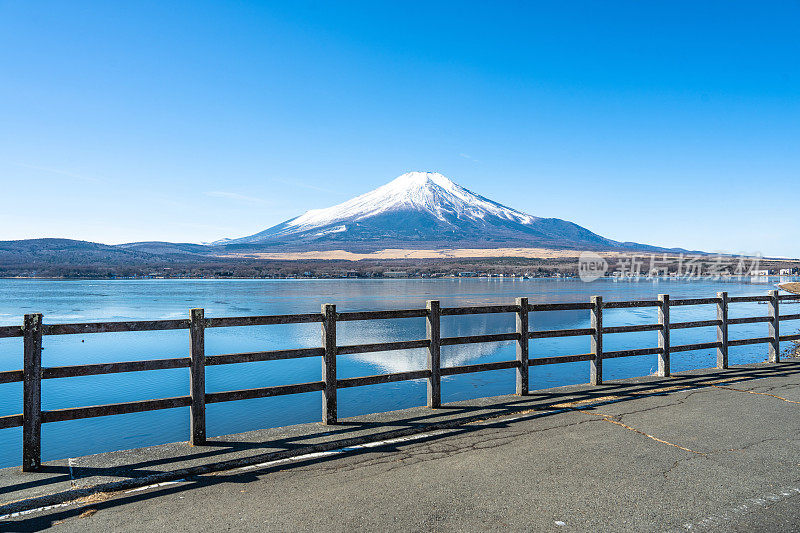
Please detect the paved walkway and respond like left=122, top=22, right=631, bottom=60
left=3, top=361, right=800, bottom=531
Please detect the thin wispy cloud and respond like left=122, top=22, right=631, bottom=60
left=459, top=153, right=480, bottom=163
left=13, top=162, right=106, bottom=183
left=204, top=191, right=268, bottom=205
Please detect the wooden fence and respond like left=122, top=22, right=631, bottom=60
left=1, top=289, right=800, bottom=472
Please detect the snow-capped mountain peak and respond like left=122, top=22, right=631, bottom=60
left=220, top=171, right=624, bottom=252
left=282, top=171, right=537, bottom=233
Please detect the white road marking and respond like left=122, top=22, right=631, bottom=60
left=0, top=502, right=73, bottom=521
left=230, top=432, right=440, bottom=474
left=123, top=480, right=185, bottom=494
left=680, top=486, right=800, bottom=530
left=0, top=480, right=189, bottom=521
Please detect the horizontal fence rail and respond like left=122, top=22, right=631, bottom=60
left=1, top=289, right=799, bottom=471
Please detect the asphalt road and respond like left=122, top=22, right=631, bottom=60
left=4, top=367, right=800, bottom=532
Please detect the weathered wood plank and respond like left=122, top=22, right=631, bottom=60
left=43, top=319, right=189, bottom=335
left=337, top=339, right=429, bottom=356
left=727, top=316, right=772, bottom=325
left=23, top=313, right=42, bottom=472
left=779, top=294, right=800, bottom=302
left=440, top=304, right=519, bottom=316
left=206, top=348, right=324, bottom=365
left=337, top=370, right=431, bottom=389
left=779, top=314, right=800, bottom=321
left=516, top=297, right=529, bottom=396
left=42, top=396, right=192, bottom=423
left=427, top=300, right=441, bottom=408
left=43, top=358, right=190, bottom=379
left=529, top=353, right=595, bottom=366
left=336, top=309, right=428, bottom=321
left=440, top=332, right=519, bottom=346
left=205, top=382, right=325, bottom=403
left=529, top=328, right=595, bottom=339
left=603, top=324, right=662, bottom=334
left=669, top=297, right=721, bottom=306
left=0, top=325, right=23, bottom=338
left=321, top=304, right=337, bottom=425
left=0, top=414, right=23, bottom=429
left=590, top=296, right=603, bottom=385
left=0, top=369, right=23, bottom=384
left=603, top=347, right=663, bottom=359
left=440, top=360, right=519, bottom=376
left=769, top=290, right=780, bottom=363
left=190, top=308, right=206, bottom=446
left=205, top=314, right=322, bottom=328
left=658, top=294, right=670, bottom=377
left=671, top=319, right=722, bottom=330
left=717, top=292, right=729, bottom=369
left=530, top=302, right=593, bottom=312
left=780, top=333, right=800, bottom=342
left=728, top=295, right=772, bottom=303
left=728, top=336, right=772, bottom=347
left=671, top=341, right=721, bottom=353
left=603, top=300, right=660, bottom=309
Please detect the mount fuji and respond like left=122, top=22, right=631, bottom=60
left=220, top=172, right=662, bottom=253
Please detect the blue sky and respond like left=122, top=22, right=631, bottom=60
left=1, top=1, right=798, bottom=256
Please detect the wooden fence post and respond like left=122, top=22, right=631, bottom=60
left=322, top=304, right=337, bottom=424
left=716, top=292, right=728, bottom=369
left=23, top=313, right=43, bottom=472
left=769, top=289, right=780, bottom=363
left=515, top=297, right=529, bottom=395
left=189, top=308, right=206, bottom=445
left=426, top=300, right=441, bottom=408
left=590, top=296, right=603, bottom=385
left=658, top=294, right=670, bottom=377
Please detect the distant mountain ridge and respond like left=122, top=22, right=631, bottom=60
left=0, top=172, right=694, bottom=272
left=220, top=171, right=669, bottom=252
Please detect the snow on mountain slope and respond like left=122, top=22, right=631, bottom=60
left=282, top=172, right=537, bottom=234
left=220, top=171, right=642, bottom=252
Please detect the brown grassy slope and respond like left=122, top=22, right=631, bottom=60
left=780, top=282, right=800, bottom=294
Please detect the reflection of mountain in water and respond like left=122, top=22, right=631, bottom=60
left=340, top=310, right=588, bottom=373
left=352, top=339, right=505, bottom=374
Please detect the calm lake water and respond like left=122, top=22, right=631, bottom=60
left=0, top=277, right=797, bottom=468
